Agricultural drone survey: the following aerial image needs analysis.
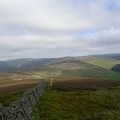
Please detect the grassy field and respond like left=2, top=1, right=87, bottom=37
left=0, top=91, right=23, bottom=106
left=31, top=77, right=120, bottom=120
left=31, top=87, right=120, bottom=120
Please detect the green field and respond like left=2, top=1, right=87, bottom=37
left=31, top=77, right=120, bottom=120
left=0, top=91, right=23, bottom=106
left=31, top=87, right=120, bottom=120
left=81, top=57, right=120, bottom=69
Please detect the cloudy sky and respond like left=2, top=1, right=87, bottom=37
left=0, top=0, right=120, bottom=59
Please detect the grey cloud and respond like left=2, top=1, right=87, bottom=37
left=86, top=29, right=120, bottom=54
left=0, top=0, right=120, bottom=59
left=96, top=30, right=120, bottom=46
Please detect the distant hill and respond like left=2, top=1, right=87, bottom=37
left=6, top=58, right=35, bottom=68
left=0, top=61, right=16, bottom=72
left=0, top=53, right=120, bottom=80
left=5, top=57, right=76, bottom=71
left=0, top=53, right=119, bottom=72
left=93, top=53, right=120, bottom=60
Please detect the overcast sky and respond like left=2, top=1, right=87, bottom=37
left=0, top=0, right=120, bottom=59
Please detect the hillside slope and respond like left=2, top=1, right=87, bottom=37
left=0, top=53, right=120, bottom=80
left=34, top=58, right=120, bottom=80
left=80, top=56, right=120, bottom=69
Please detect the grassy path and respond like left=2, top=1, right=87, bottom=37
left=31, top=88, right=120, bottom=120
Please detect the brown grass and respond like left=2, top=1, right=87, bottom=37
left=52, top=77, right=120, bottom=90
left=0, top=79, right=40, bottom=93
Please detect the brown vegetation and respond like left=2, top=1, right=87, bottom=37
left=52, top=77, right=120, bottom=90
left=0, top=79, right=41, bottom=93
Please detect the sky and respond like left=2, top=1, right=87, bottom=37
left=0, top=0, right=120, bottom=59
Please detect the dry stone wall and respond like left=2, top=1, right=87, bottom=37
left=0, top=80, right=48, bottom=120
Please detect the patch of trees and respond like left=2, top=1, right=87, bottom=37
left=111, top=64, right=120, bottom=72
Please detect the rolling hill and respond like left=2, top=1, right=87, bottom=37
left=0, top=53, right=120, bottom=80
left=96, top=53, right=120, bottom=60
left=1, top=53, right=119, bottom=71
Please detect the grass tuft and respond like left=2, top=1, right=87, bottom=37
left=31, top=87, right=120, bottom=120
